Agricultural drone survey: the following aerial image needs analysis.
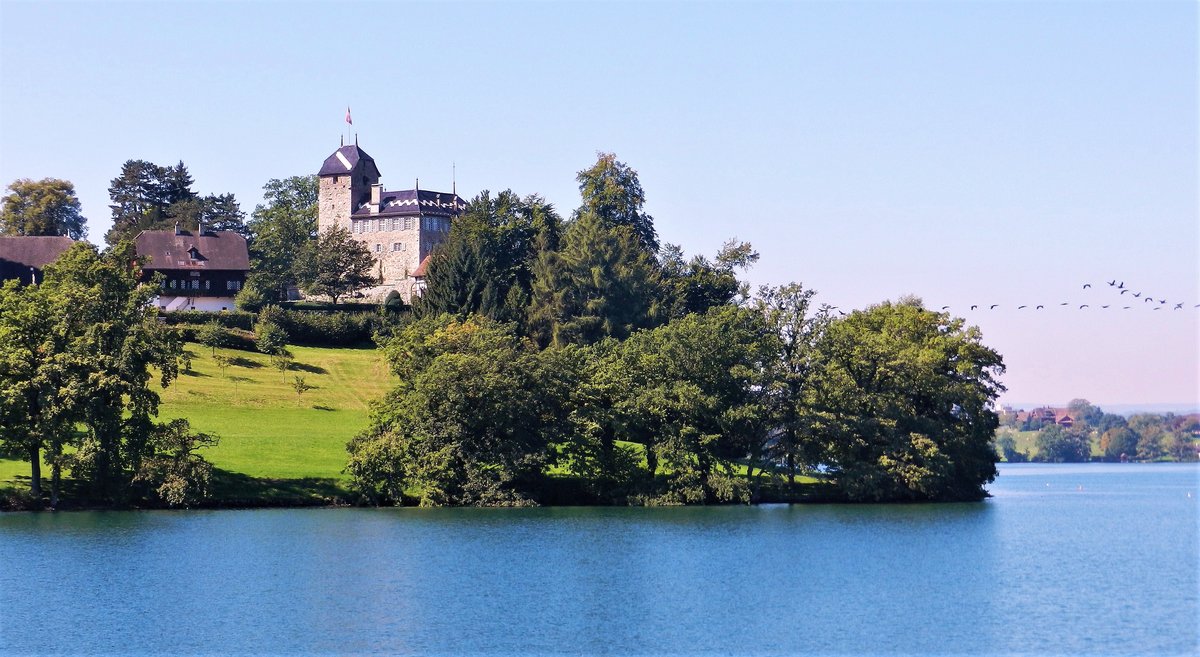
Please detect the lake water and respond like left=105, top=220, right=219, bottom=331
left=1, top=464, right=1196, bottom=656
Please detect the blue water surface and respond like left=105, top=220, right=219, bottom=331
left=1, top=463, right=1196, bottom=656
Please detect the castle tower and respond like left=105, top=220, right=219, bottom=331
left=316, top=142, right=464, bottom=302
left=317, top=145, right=381, bottom=233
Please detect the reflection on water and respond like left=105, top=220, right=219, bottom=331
left=1, top=464, right=1196, bottom=656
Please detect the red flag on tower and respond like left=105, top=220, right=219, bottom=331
left=345, top=107, right=352, bottom=125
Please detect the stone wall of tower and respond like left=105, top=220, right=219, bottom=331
left=318, top=175, right=352, bottom=234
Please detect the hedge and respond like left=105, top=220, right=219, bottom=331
left=159, top=310, right=256, bottom=331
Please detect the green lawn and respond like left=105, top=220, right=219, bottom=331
left=1, top=344, right=393, bottom=500
left=160, top=344, right=392, bottom=480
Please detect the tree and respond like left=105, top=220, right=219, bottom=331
left=255, top=319, right=289, bottom=356
left=0, top=280, right=74, bottom=502
left=1100, top=426, right=1139, bottom=461
left=610, top=306, right=776, bottom=503
left=295, top=227, right=376, bottom=304
left=106, top=160, right=190, bottom=244
left=810, top=299, right=1006, bottom=501
left=246, top=176, right=318, bottom=301
left=39, top=241, right=183, bottom=503
left=1, top=178, right=87, bottom=239
left=418, top=190, right=561, bottom=325
left=1165, top=432, right=1197, bottom=461
left=528, top=212, right=662, bottom=348
left=106, top=159, right=240, bottom=244
left=291, top=375, right=313, bottom=406
left=270, top=352, right=294, bottom=379
left=1035, top=425, right=1091, bottom=463
left=574, top=152, right=658, bottom=253
left=1135, top=431, right=1165, bottom=461
left=346, top=315, right=555, bottom=506
left=131, top=418, right=218, bottom=507
left=754, top=283, right=830, bottom=487
left=165, top=193, right=246, bottom=236
left=197, top=320, right=232, bottom=357
left=660, top=240, right=759, bottom=320
left=1066, top=399, right=1104, bottom=429
left=995, top=432, right=1028, bottom=462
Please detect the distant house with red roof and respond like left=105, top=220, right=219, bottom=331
left=1014, top=407, right=1075, bottom=429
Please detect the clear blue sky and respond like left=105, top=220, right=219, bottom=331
left=1, top=1, right=1196, bottom=408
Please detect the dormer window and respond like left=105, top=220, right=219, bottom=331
left=188, top=246, right=201, bottom=260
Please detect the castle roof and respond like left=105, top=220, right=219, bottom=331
left=353, top=189, right=466, bottom=218
left=135, top=230, right=250, bottom=271
left=318, top=145, right=381, bottom=178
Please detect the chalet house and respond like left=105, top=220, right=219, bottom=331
left=0, top=235, right=76, bottom=285
left=135, top=226, right=249, bottom=312
left=1014, top=407, right=1074, bottom=428
left=317, top=143, right=465, bottom=302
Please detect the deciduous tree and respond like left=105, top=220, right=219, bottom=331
left=1, top=178, right=87, bottom=239
left=810, top=299, right=1005, bottom=501
left=245, top=176, right=318, bottom=301
left=295, top=226, right=376, bottom=304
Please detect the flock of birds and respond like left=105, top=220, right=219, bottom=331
left=821, top=280, right=1198, bottom=316
left=945, top=279, right=1200, bottom=313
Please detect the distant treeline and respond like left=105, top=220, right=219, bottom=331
left=996, top=401, right=1198, bottom=463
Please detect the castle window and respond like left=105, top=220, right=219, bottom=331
left=375, top=244, right=382, bottom=253
left=403, top=217, right=414, bottom=231
left=191, top=280, right=200, bottom=290
left=333, top=176, right=340, bottom=183
left=393, top=243, right=404, bottom=251
left=205, top=280, right=210, bottom=290
left=169, top=279, right=176, bottom=289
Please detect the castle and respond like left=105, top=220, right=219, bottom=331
left=317, top=143, right=464, bottom=301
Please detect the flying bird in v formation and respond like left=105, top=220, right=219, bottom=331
left=931, top=279, right=1198, bottom=313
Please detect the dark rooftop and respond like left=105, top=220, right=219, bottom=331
left=318, top=144, right=381, bottom=178
left=135, top=230, right=250, bottom=271
left=0, top=235, right=77, bottom=271
left=353, top=189, right=466, bottom=218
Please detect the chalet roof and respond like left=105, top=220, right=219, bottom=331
left=0, top=236, right=76, bottom=270
left=354, top=189, right=466, bottom=218
left=412, top=255, right=432, bottom=278
left=135, top=230, right=249, bottom=271
left=318, top=145, right=381, bottom=178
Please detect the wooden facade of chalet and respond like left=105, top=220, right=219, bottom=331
left=135, top=228, right=249, bottom=311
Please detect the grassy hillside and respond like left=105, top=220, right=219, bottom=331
left=1, top=344, right=393, bottom=504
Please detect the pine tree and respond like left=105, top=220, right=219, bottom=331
left=536, top=212, right=663, bottom=347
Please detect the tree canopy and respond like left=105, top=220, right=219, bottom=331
left=295, top=226, right=376, bottom=304
left=105, top=160, right=243, bottom=244
left=1, top=178, right=87, bottom=239
left=809, top=299, right=1006, bottom=501
left=245, top=175, right=318, bottom=301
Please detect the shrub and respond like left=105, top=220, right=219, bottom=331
left=255, top=320, right=289, bottom=355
